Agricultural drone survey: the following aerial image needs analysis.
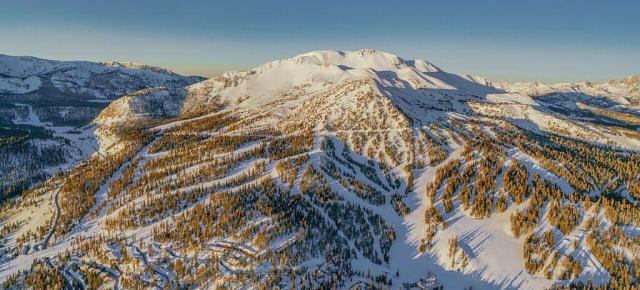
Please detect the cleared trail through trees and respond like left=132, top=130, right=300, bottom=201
left=40, top=190, right=61, bottom=249
left=44, top=257, right=74, bottom=290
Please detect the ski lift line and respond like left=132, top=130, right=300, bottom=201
left=88, top=144, right=106, bottom=158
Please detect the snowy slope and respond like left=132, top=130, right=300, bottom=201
left=182, top=49, right=497, bottom=115
left=494, top=78, right=640, bottom=111
left=183, top=49, right=638, bottom=149
left=0, top=54, right=203, bottom=98
left=1, top=50, right=638, bottom=290
left=0, top=54, right=203, bottom=206
left=95, top=87, right=186, bottom=126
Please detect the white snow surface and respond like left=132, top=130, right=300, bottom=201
left=2, top=49, right=638, bottom=289
left=182, top=49, right=498, bottom=114
left=0, top=54, right=202, bottom=96
left=95, top=87, right=186, bottom=126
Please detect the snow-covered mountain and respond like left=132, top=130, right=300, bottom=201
left=0, top=54, right=203, bottom=202
left=181, top=49, right=498, bottom=114
left=179, top=49, right=639, bottom=149
left=96, top=87, right=186, bottom=126
left=494, top=78, right=640, bottom=111
left=0, top=54, right=203, bottom=98
left=1, top=50, right=639, bottom=290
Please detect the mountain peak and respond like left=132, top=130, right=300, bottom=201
left=181, top=49, right=499, bottom=115
left=281, top=49, right=441, bottom=72
left=98, top=60, right=177, bottom=75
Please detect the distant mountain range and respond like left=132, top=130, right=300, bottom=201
left=0, top=54, right=203, bottom=99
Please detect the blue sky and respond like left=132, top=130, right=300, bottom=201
left=1, top=0, right=638, bottom=82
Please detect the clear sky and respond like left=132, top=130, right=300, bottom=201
left=1, top=0, right=638, bottom=82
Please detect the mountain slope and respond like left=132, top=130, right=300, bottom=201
left=1, top=50, right=638, bottom=290
left=0, top=54, right=203, bottom=99
left=0, top=54, right=203, bottom=202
